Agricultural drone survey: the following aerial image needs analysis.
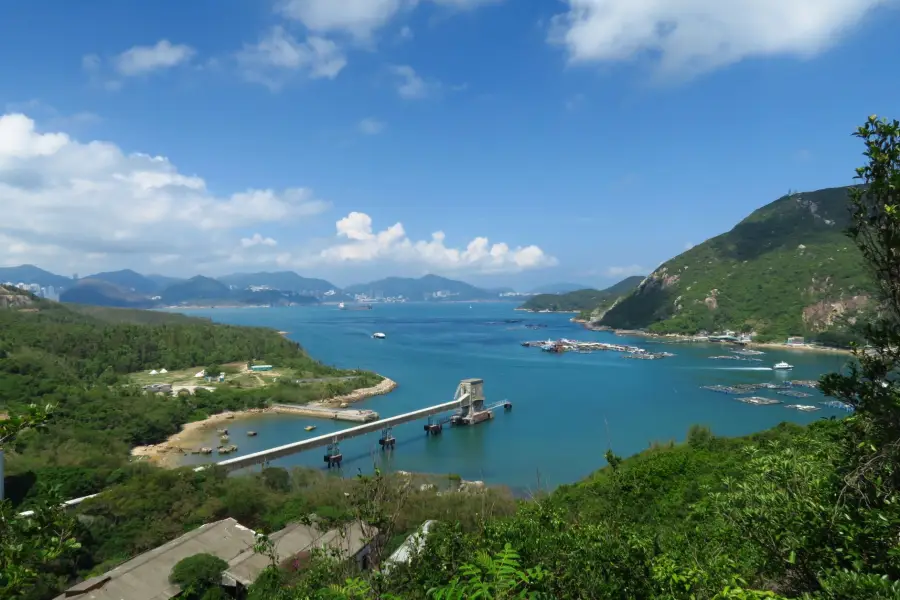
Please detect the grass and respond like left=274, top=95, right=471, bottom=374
left=128, top=363, right=381, bottom=394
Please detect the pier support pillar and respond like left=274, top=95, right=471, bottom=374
left=323, top=441, right=343, bottom=468
left=379, top=426, right=396, bottom=449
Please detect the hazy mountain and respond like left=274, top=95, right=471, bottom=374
left=60, top=279, right=156, bottom=308
left=0, top=264, right=73, bottom=289
left=520, top=276, right=645, bottom=313
left=160, top=276, right=231, bottom=304
left=344, top=274, right=495, bottom=301
left=83, top=269, right=161, bottom=295
left=218, top=271, right=337, bottom=294
left=145, top=274, right=184, bottom=289
left=529, top=282, right=592, bottom=295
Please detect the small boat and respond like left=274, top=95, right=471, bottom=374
left=247, top=431, right=257, bottom=437
left=773, top=361, right=794, bottom=370
left=305, top=425, right=317, bottom=432
left=220, top=435, right=229, bottom=442
left=216, top=428, right=228, bottom=435
left=373, top=332, right=386, bottom=339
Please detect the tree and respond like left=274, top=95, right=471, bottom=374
left=169, top=553, right=229, bottom=599
left=821, top=116, right=900, bottom=497
left=1, top=404, right=81, bottom=598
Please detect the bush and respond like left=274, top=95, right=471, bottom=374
left=169, top=553, right=228, bottom=597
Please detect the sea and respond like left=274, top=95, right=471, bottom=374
left=173, top=302, right=850, bottom=492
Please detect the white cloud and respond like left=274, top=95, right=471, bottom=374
left=114, top=40, right=196, bottom=76
left=0, top=113, right=329, bottom=273
left=316, top=212, right=556, bottom=273
left=358, top=118, right=387, bottom=135
left=241, top=233, right=278, bottom=248
left=389, top=65, right=438, bottom=99
left=549, top=0, right=893, bottom=78
left=606, top=265, right=646, bottom=277
left=237, top=26, right=347, bottom=90
left=278, top=0, right=503, bottom=40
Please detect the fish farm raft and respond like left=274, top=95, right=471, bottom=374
left=522, top=338, right=674, bottom=359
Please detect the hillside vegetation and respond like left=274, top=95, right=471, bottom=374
left=0, top=290, right=376, bottom=505
left=599, top=186, right=873, bottom=340
left=520, top=275, right=644, bottom=313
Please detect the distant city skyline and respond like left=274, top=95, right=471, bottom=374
left=2, top=2, right=898, bottom=288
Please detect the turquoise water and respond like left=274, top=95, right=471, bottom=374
left=176, top=303, right=849, bottom=491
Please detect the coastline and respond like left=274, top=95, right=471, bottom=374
left=131, top=376, right=398, bottom=467
left=578, top=323, right=853, bottom=355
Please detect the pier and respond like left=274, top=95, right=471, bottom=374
left=208, top=379, right=511, bottom=472
left=270, top=403, right=379, bottom=423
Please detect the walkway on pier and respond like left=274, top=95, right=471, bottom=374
left=212, top=397, right=467, bottom=473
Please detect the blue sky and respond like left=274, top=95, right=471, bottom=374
left=1, top=0, right=899, bottom=289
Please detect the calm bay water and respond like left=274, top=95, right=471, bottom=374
left=176, top=303, right=849, bottom=491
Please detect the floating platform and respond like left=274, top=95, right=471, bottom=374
left=737, top=396, right=782, bottom=406
left=785, top=404, right=820, bottom=412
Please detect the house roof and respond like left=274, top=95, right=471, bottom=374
left=55, top=518, right=257, bottom=600
left=224, top=521, right=376, bottom=586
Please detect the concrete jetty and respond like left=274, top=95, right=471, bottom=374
left=271, top=403, right=379, bottom=423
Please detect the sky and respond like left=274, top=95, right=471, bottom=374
left=1, top=0, right=899, bottom=290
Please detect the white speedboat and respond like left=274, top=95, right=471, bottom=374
left=773, top=361, right=794, bottom=370
left=373, top=332, right=386, bottom=339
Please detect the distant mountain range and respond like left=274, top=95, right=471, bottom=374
left=519, top=276, right=645, bottom=313
left=344, top=275, right=496, bottom=301
left=0, top=265, right=518, bottom=309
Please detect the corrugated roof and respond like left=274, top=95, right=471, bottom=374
left=224, top=521, right=376, bottom=586
left=55, top=518, right=257, bottom=600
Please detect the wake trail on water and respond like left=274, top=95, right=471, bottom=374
left=715, top=367, right=774, bottom=371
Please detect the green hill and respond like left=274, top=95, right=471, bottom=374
left=598, top=186, right=873, bottom=340
left=520, top=276, right=644, bottom=312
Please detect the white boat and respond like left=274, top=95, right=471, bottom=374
left=373, top=332, right=386, bottom=339
left=773, top=361, right=794, bottom=370
left=338, top=302, right=345, bottom=309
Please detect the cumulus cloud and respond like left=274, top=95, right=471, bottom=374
left=358, top=118, right=387, bottom=135
left=0, top=113, right=328, bottom=272
left=389, top=65, right=438, bottom=99
left=606, top=265, right=646, bottom=277
left=114, top=40, right=196, bottom=76
left=550, top=0, right=893, bottom=78
left=277, top=0, right=503, bottom=40
left=317, top=212, right=556, bottom=273
left=237, top=26, right=347, bottom=90
left=241, top=233, right=278, bottom=248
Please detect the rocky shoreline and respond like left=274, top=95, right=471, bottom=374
left=576, top=321, right=853, bottom=355
left=131, top=376, right=398, bottom=467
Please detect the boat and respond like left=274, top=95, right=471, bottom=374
left=305, top=425, right=317, bottom=432
left=373, top=332, right=386, bottom=339
left=773, top=361, right=794, bottom=370
left=247, top=431, right=257, bottom=437
left=339, top=302, right=373, bottom=311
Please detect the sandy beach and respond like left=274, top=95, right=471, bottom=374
left=131, top=376, right=398, bottom=467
